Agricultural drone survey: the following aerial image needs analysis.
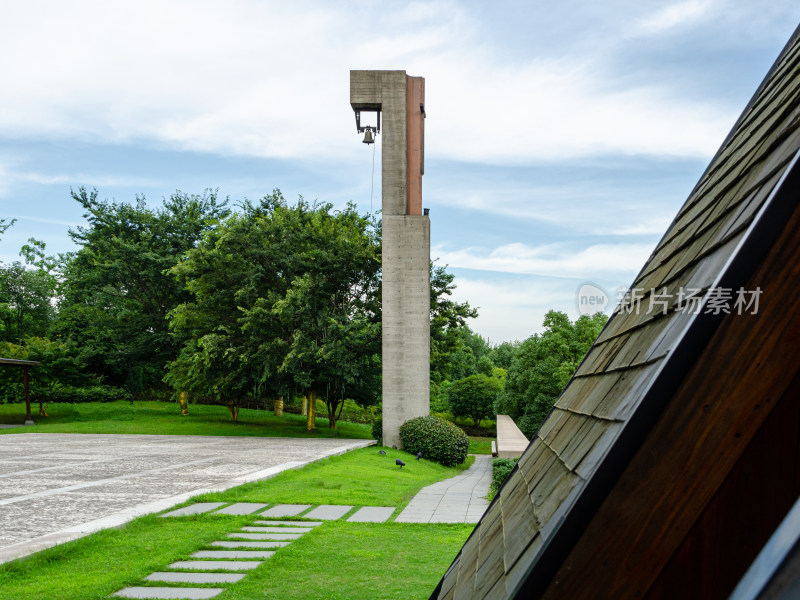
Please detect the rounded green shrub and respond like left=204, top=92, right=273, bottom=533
left=488, top=457, right=519, bottom=501
left=399, top=415, right=469, bottom=466
left=371, top=416, right=382, bottom=443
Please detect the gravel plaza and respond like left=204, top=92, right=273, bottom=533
left=0, top=433, right=373, bottom=564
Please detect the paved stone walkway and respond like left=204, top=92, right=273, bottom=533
left=395, top=454, right=492, bottom=523
left=0, top=433, right=373, bottom=564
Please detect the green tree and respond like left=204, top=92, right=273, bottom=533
left=448, top=373, right=502, bottom=426
left=0, top=337, right=85, bottom=414
left=55, top=187, right=229, bottom=390
left=166, top=192, right=381, bottom=428
left=429, top=265, right=478, bottom=383
left=476, top=354, right=495, bottom=377
left=498, top=310, right=607, bottom=437
left=0, top=218, right=15, bottom=240
left=0, top=262, right=55, bottom=342
left=488, top=341, right=519, bottom=370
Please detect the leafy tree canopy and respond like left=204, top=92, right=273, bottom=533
left=497, top=310, right=607, bottom=437
left=448, top=373, right=503, bottom=426
left=165, top=191, right=381, bottom=428
left=54, top=187, right=229, bottom=390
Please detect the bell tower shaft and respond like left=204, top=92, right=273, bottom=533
left=350, top=70, right=430, bottom=448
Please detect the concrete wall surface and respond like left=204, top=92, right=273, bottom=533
left=382, top=215, right=430, bottom=447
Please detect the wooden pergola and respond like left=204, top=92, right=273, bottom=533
left=0, top=357, right=41, bottom=425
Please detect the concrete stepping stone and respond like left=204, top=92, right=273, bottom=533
left=145, top=572, right=245, bottom=584
left=241, top=526, right=313, bottom=533
left=160, top=503, right=227, bottom=517
left=192, top=550, right=275, bottom=559
left=347, top=507, right=395, bottom=523
left=303, top=505, right=352, bottom=520
left=211, top=541, right=289, bottom=549
left=259, top=504, right=310, bottom=517
left=214, top=502, right=268, bottom=515
left=227, top=532, right=302, bottom=540
left=113, top=587, right=224, bottom=599
left=254, top=520, right=322, bottom=527
left=169, top=560, right=261, bottom=571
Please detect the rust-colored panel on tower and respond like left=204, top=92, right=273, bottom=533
left=406, top=75, right=425, bottom=216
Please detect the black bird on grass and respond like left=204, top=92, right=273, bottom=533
left=396, top=459, right=406, bottom=469
left=416, top=452, right=422, bottom=461
left=378, top=450, right=386, bottom=455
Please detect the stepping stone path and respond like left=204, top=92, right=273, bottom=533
left=113, top=502, right=395, bottom=598
left=304, top=504, right=353, bottom=520
left=214, top=502, right=267, bottom=515
left=114, top=588, right=223, bottom=599
left=259, top=504, right=310, bottom=517
left=347, top=506, right=396, bottom=522
left=146, top=572, right=244, bottom=584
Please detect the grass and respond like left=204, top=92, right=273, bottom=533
left=468, top=436, right=494, bottom=454
left=0, top=445, right=476, bottom=600
left=193, top=446, right=474, bottom=508
left=0, top=401, right=371, bottom=439
left=223, top=521, right=470, bottom=599
left=0, top=513, right=253, bottom=600
left=0, top=514, right=470, bottom=600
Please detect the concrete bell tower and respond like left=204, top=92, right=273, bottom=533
left=350, top=70, right=430, bottom=448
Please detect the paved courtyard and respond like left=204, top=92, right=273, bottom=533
left=0, top=433, right=373, bottom=563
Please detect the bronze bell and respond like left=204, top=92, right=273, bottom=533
left=362, top=127, right=375, bottom=144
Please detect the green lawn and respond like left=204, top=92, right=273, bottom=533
left=0, top=514, right=469, bottom=600
left=223, top=521, right=469, bottom=600
left=193, top=446, right=474, bottom=509
left=0, top=445, right=475, bottom=600
left=468, top=436, right=494, bottom=454
left=0, top=400, right=371, bottom=439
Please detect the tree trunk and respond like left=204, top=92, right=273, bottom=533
left=23, top=366, right=32, bottom=424
left=327, top=399, right=340, bottom=429
left=306, top=390, right=316, bottom=432
left=228, top=400, right=239, bottom=423
left=179, top=391, right=189, bottom=415
left=274, top=395, right=284, bottom=416
left=301, top=395, right=308, bottom=416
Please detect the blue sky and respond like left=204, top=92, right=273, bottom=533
left=1, top=1, right=799, bottom=343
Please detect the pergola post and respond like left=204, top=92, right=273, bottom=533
left=23, top=365, right=34, bottom=425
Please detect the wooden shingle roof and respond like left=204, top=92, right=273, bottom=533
left=432, top=23, right=800, bottom=600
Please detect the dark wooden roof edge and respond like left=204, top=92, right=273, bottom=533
left=509, top=148, right=800, bottom=599
left=0, top=358, right=41, bottom=366
left=678, top=22, right=800, bottom=217
left=729, top=493, right=800, bottom=600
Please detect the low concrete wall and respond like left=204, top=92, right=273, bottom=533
left=496, top=415, right=529, bottom=459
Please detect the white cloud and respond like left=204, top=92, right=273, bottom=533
left=636, top=0, right=715, bottom=34
left=11, top=172, right=161, bottom=189
left=433, top=241, right=653, bottom=279
left=6, top=215, right=81, bottom=228
left=448, top=275, right=618, bottom=343
left=430, top=183, right=678, bottom=236
left=0, top=0, right=740, bottom=164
